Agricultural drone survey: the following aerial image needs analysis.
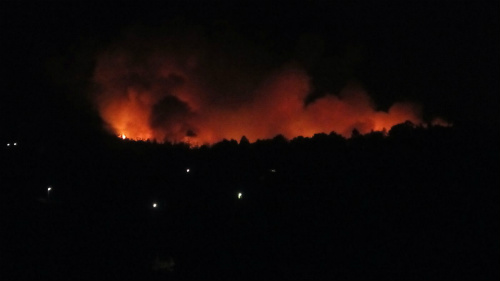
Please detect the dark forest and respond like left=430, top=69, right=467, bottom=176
left=2, top=123, right=498, bottom=280
left=1, top=1, right=498, bottom=280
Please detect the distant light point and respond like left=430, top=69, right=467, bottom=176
left=186, top=168, right=190, bottom=173
left=153, top=203, right=157, bottom=208
left=238, top=192, right=243, bottom=199
left=7, top=143, right=10, bottom=147
left=48, top=187, right=52, bottom=191
left=14, top=142, right=17, bottom=146
left=270, top=169, right=276, bottom=173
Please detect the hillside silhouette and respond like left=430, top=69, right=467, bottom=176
left=2, top=123, right=498, bottom=280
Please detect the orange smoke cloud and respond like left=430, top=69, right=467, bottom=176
left=92, top=35, right=427, bottom=145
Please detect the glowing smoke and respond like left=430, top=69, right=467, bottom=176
left=92, top=31, right=430, bottom=145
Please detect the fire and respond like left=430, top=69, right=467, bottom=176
left=91, top=35, right=446, bottom=145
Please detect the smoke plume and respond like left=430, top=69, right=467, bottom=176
left=92, top=29, right=426, bottom=145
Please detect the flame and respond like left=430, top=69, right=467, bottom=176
left=92, top=36, right=445, bottom=145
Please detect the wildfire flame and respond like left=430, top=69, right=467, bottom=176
left=92, top=33, right=449, bottom=145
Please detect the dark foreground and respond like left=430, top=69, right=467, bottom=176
left=2, top=124, right=498, bottom=280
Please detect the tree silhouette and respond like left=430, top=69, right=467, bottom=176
left=239, top=135, right=250, bottom=147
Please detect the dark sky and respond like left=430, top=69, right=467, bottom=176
left=2, top=1, right=498, bottom=142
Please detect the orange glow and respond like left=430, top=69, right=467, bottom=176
left=92, top=41, right=444, bottom=145
left=431, top=117, right=453, bottom=127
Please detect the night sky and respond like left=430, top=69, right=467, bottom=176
left=2, top=1, right=498, bottom=142
left=1, top=1, right=499, bottom=280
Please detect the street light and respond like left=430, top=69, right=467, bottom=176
left=47, top=186, right=52, bottom=200
left=153, top=202, right=158, bottom=208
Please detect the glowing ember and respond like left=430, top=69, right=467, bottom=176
left=120, top=134, right=126, bottom=140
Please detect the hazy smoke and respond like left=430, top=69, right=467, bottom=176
left=92, top=28, right=426, bottom=144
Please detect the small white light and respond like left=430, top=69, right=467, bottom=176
left=270, top=169, right=276, bottom=173
left=6, top=143, right=10, bottom=147
left=153, top=203, right=157, bottom=208
left=13, top=142, right=17, bottom=146
left=186, top=168, right=190, bottom=173
left=238, top=192, right=242, bottom=199
left=48, top=187, right=52, bottom=191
